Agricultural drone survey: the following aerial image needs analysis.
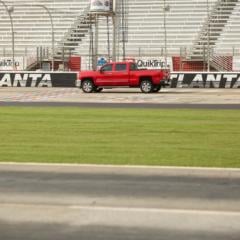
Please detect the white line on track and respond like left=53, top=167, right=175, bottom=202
left=1, top=203, right=240, bottom=232
left=1, top=162, right=240, bottom=179
left=0, top=161, right=239, bottom=172
left=68, top=205, right=240, bottom=216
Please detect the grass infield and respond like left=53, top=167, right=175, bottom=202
left=0, top=107, right=239, bottom=168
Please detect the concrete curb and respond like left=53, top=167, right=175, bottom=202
left=0, top=162, right=240, bottom=179
left=1, top=101, right=240, bottom=109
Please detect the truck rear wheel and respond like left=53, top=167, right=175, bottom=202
left=153, top=85, right=161, bottom=93
left=140, top=80, right=153, bottom=93
left=81, top=79, right=95, bottom=93
left=94, top=88, right=103, bottom=93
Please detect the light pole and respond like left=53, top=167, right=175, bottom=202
left=206, top=0, right=210, bottom=71
left=163, top=0, right=170, bottom=69
left=94, top=14, right=99, bottom=71
left=0, top=0, right=15, bottom=70
left=37, top=5, right=55, bottom=71
left=112, top=0, right=117, bottom=62
left=121, top=0, right=126, bottom=60
left=10, top=4, right=55, bottom=71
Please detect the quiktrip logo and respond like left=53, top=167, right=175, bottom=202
left=0, top=57, right=25, bottom=70
left=137, top=59, right=165, bottom=69
left=170, top=73, right=240, bottom=88
left=0, top=59, right=20, bottom=68
left=135, top=57, right=173, bottom=70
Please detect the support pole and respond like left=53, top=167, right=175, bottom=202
left=0, top=1, right=15, bottom=70
left=112, top=13, right=117, bottom=62
left=121, top=0, right=126, bottom=60
left=206, top=0, right=210, bottom=72
left=106, top=16, right=111, bottom=61
left=94, top=14, right=99, bottom=70
left=163, top=0, right=168, bottom=69
left=9, top=9, right=15, bottom=70
left=112, top=0, right=118, bottom=62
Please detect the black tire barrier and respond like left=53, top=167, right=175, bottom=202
left=0, top=72, right=77, bottom=87
left=1, top=71, right=240, bottom=89
left=170, top=72, right=240, bottom=88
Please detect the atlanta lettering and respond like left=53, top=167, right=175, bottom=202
left=0, top=73, right=52, bottom=87
left=170, top=73, right=240, bottom=88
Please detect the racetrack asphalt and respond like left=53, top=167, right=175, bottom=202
left=0, top=164, right=240, bottom=240
left=0, top=87, right=240, bottom=109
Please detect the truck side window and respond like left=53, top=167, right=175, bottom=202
left=115, top=64, right=127, bottom=71
left=101, top=64, right=113, bottom=72
left=130, top=63, right=138, bottom=71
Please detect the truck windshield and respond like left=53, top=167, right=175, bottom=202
left=130, top=63, right=138, bottom=71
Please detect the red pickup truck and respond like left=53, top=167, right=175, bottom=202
left=78, top=61, right=170, bottom=93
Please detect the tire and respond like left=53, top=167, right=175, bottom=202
left=140, top=79, right=153, bottom=93
left=153, top=85, right=161, bottom=93
left=81, top=79, right=95, bottom=93
left=95, top=88, right=103, bottom=93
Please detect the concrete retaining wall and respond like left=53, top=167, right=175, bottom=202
left=0, top=72, right=77, bottom=87
left=170, top=72, right=240, bottom=88
left=1, top=71, right=240, bottom=88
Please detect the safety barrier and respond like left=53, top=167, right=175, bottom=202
left=0, top=72, right=77, bottom=87
left=170, top=72, right=240, bottom=88
left=1, top=71, right=240, bottom=89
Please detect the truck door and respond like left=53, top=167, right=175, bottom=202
left=95, top=64, right=114, bottom=86
left=111, top=63, right=129, bottom=86
left=129, top=62, right=139, bottom=86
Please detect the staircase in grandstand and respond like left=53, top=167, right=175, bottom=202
left=54, top=5, right=117, bottom=69
left=188, top=0, right=238, bottom=66
left=54, top=5, right=94, bottom=60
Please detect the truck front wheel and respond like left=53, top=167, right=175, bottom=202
left=81, top=79, right=95, bottom=93
left=140, top=80, right=153, bottom=93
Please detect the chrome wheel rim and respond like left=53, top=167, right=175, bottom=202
left=83, top=81, right=93, bottom=92
left=142, top=81, right=152, bottom=92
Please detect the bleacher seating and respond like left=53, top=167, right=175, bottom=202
left=215, top=0, right=240, bottom=55
left=76, top=0, right=219, bottom=68
left=0, top=0, right=88, bottom=58
left=0, top=0, right=240, bottom=70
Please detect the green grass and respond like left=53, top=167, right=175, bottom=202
left=0, top=107, right=240, bottom=168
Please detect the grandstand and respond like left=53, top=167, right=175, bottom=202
left=0, top=0, right=240, bottom=71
